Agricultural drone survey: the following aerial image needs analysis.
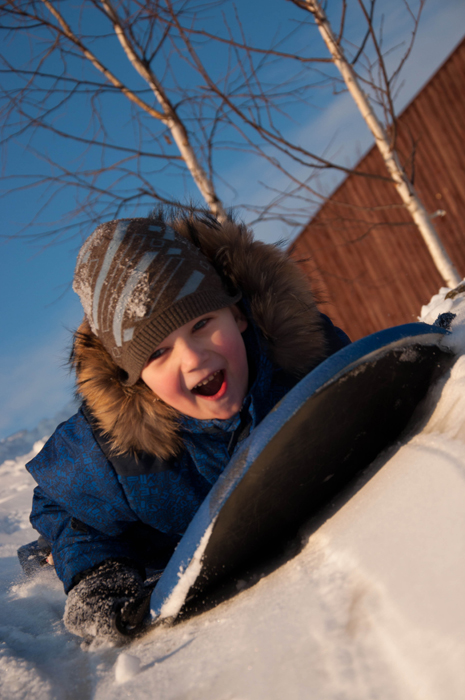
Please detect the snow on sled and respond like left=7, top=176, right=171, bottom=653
left=150, top=322, right=454, bottom=624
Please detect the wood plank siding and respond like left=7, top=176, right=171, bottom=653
left=288, top=37, right=465, bottom=340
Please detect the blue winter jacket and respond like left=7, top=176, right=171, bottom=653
left=27, top=315, right=349, bottom=593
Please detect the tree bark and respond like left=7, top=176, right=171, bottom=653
left=302, top=0, right=461, bottom=288
left=42, top=0, right=227, bottom=221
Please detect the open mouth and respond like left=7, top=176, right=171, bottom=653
left=191, top=370, right=225, bottom=397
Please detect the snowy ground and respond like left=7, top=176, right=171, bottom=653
left=2, top=285, right=465, bottom=700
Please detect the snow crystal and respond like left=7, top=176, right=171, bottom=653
left=124, top=276, right=150, bottom=319
left=398, top=347, right=419, bottom=362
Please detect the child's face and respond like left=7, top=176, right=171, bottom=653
left=141, top=306, right=249, bottom=420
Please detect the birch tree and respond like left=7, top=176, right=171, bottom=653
left=1, top=0, right=460, bottom=291
left=1, top=0, right=228, bottom=230
left=290, top=0, right=461, bottom=287
left=0, top=0, right=396, bottom=243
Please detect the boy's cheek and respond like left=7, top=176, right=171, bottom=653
left=145, top=371, right=187, bottom=408
left=141, top=366, right=165, bottom=398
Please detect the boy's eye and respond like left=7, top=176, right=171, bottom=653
left=148, top=347, right=166, bottom=362
left=192, top=317, right=210, bottom=332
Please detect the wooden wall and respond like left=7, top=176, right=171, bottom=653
left=289, top=37, right=465, bottom=340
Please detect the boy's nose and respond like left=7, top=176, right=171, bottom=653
left=179, top=339, right=208, bottom=370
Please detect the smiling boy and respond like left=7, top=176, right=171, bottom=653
left=141, top=306, right=249, bottom=420
left=25, top=210, right=349, bottom=642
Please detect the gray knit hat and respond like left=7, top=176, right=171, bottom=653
left=73, top=217, right=241, bottom=385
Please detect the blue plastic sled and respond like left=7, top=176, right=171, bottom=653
left=150, top=323, right=454, bottom=623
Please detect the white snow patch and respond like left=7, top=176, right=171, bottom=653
left=420, top=285, right=456, bottom=323
left=420, top=281, right=465, bottom=355
left=398, top=346, right=419, bottom=362
left=157, top=522, right=214, bottom=621
left=0, top=645, right=54, bottom=700
left=114, top=652, right=141, bottom=684
left=125, top=277, right=150, bottom=319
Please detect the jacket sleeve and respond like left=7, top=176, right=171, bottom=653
left=26, top=410, right=142, bottom=593
left=30, top=486, right=139, bottom=593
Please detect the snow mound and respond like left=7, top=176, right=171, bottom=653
left=1, top=283, right=465, bottom=699
left=114, top=653, right=141, bottom=684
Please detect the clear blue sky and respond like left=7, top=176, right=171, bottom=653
left=1, top=0, right=464, bottom=440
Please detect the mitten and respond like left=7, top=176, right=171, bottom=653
left=63, top=559, right=152, bottom=643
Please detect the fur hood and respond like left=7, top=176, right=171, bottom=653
left=71, top=213, right=326, bottom=459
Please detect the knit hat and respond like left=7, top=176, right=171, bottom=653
left=73, top=216, right=241, bottom=385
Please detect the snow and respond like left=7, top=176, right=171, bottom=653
left=157, top=522, right=215, bottom=621
left=114, top=653, right=141, bottom=684
left=2, top=285, right=465, bottom=699
left=0, top=401, right=78, bottom=464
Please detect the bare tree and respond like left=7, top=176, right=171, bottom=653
left=1, top=0, right=460, bottom=291
left=1, top=0, right=228, bottom=230
left=0, top=0, right=338, bottom=238
left=290, top=0, right=461, bottom=287
left=0, top=0, right=399, bottom=242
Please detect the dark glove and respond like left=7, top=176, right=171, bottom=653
left=63, top=559, right=152, bottom=643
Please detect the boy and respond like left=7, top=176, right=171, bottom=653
left=24, top=210, right=349, bottom=642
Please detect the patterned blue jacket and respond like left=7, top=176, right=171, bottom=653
left=27, top=315, right=349, bottom=592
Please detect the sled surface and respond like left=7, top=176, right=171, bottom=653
left=150, top=323, right=454, bottom=622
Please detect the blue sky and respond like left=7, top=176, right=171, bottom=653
left=1, top=0, right=464, bottom=440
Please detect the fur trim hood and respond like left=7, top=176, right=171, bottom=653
left=71, top=212, right=326, bottom=459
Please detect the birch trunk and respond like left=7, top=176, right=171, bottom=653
left=100, top=0, right=227, bottom=222
left=303, top=0, right=461, bottom=288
